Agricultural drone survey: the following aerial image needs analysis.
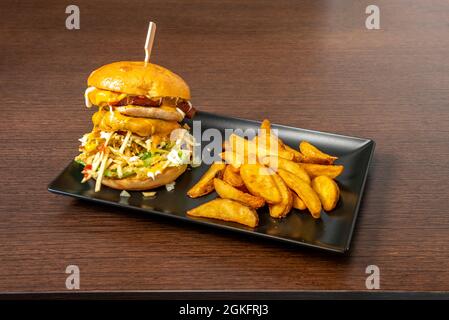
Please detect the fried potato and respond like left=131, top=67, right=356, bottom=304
left=277, top=169, right=322, bottom=219
left=187, top=162, right=226, bottom=198
left=220, top=151, right=245, bottom=168
left=253, top=135, right=295, bottom=161
left=266, top=121, right=296, bottom=160
left=260, top=119, right=271, bottom=132
left=226, top=132, right=294, bottom=162
left=312, top=175, right=340, bottom=211
left=259, top=119, right=282, bottom=153
left=240, top=163, right=282, bottom=204
left=297, top=163, right=344, bottom=179
left=214, top=178, right=265, bottom=209
left=223, top=165, right=245, bottom=188
left=268, top=173, right=293, bottom=218
left=260, top=119, right=303, bottom=162
left=300, top=141, right=338, bottom=165
left=228, top=163, right=240, bottom=173
left=187, top=198, right=259, bottom=228
left=283, top=144, right=305, bottom=162
left=262, top=156, right=311, bottom=184
left=227, top=134, right=258, bottom=163
left=227, top=133, right=251, bottom=152
left=292, top=193, right=307, bottom=210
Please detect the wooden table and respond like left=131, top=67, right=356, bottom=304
left=1, top=0, right=448, bottom=295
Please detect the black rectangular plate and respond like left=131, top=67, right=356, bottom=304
left=48, top=111, right=375, bottom=253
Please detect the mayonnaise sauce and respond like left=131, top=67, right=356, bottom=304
left=84, top=87, right=96, bottom=108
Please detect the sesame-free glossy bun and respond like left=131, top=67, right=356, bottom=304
left=88, top=61, right=191, bottom=100
left=98, top=165, right=187, bottom=191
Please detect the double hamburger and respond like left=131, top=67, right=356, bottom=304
left=75, top=61, right=196, bottom=192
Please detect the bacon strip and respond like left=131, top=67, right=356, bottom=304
left=176, top=100, right=196, bottom=118
left=113, top=96, right=161, bottom=107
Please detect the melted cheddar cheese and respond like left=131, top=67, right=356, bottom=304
left=85, top=87, right=127, bottom=107
left=92, top=110, right=180, bottom=137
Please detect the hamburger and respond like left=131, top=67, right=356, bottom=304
left=75, top=61, right=196, bottom=192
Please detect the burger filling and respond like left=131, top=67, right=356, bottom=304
left=85, top=87, right=195, bottom=118
left=75, top=107, right=195, bottom=192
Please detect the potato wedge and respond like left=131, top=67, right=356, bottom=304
left=312, top=175, right=340, bottom=211
left=220, top=151, right=245, bottom=169
left=300, top=141, right=338, bottom=165
left=269, top=173, right=293, bottom=218
left=227, top=134, right=258, bottom=163
left=262, top=155, right=311, bottom=184
left=187, top=162, right=226, bottom=198
left=214, top=178, right=265, bottom=209
left=240, top=163, right=282, bottom=204
left=228, top=163, right=240, bottom=173
left=283, top=144, right=305, bottom=162
left=223, top=165, right=245, bottom=188
left=260, top=119, right=271, bottom=132
left=259, top=119, right=294, bottom=159
left=277, top=169, right=322, bottom=218
left=226, top=132, right=294, bottom=162
left=297, top=163, right=344, bottom=179
left=261, top=119, right=304, bottom=162
left=187, top=198, right=259, bottom=228
left=253, top=135, right=294, bottom=161
left=227, top=133, right=252, bottom=152
left=292, top=193, right=307, bottom=210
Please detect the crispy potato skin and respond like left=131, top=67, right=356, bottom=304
left=227, top=134, right=258, bottom=163
left=300, top=141, right=338, bottom=165
left=240, top=164, right=282, bottom=204
left=214, top=178, right=265, bottom=209
left=258, top=123, right=295, bottom=161
left=228, top=164, right=240, bottom=173
left=312, top=175, right=340, bottom=211
left=253, top=135, right=294, bottom=161
left=260, top=119, right=271, bottom=131
left=220, top=151, right=245, bottom=169
left=187, top=162, right=226, bottom=198
left=187, top=198, right=259, bottom=228
left=223, top=165, right=245, bottom=188
left=226, top=133, right=294, bottom=162
left=292, top=193, right=307, bottom=210
left=297, top=163, right=344, bottom=179
left=262, top=156, right=311, bottom=184
left=278, top=169, right=322, bottom=219
left=261, top=119, right=303, bottom=162
left=283, top=144, right=305, bottom=162
left=269, top=173, right=293, bottom=218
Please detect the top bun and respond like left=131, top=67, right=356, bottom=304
left=87, top=61, right=191, bottom=100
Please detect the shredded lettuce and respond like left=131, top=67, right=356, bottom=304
left=74, top=159, right=86, bottom=166
left=140, top=152, right=154, bottom=167
left=76, top=129, right=195, bottom=190
left=140, top=151, right=152, bottom=160
left=104, top=168, right=135, bottom=178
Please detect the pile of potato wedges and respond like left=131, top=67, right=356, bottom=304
left=186, top=119, right=343, bottom=227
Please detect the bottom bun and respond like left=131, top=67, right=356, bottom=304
left=98, top=165, right=187, bottom=191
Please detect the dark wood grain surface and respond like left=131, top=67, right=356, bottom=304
left=1, top=0, right=448, bottom=293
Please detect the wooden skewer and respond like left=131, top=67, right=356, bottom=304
left=144, top=21, right=157, bottom=63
